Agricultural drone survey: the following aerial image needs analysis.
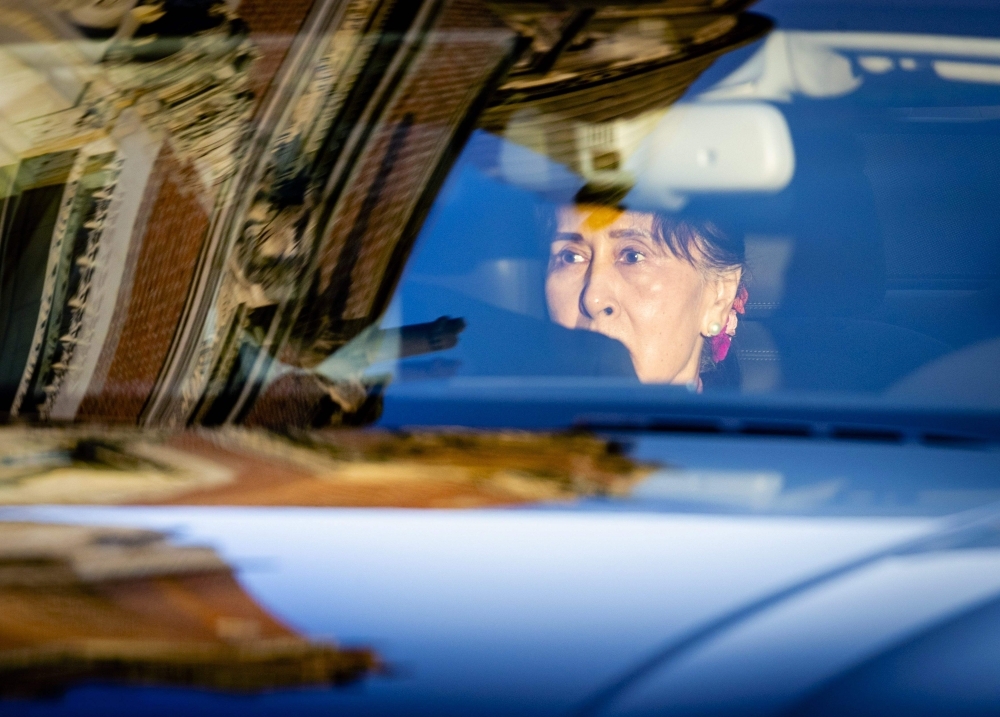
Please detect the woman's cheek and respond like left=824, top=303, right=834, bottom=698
left=630, top=276, right=696, bottom=350
left=545, top=273, right=579, bottom=326
left=630, top=277, right=672, bottom=323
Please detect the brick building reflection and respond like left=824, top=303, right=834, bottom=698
left=0, top=522, right=374, bottom=697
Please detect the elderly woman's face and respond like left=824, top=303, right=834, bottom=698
left=545, top=206, right=726, bottom=384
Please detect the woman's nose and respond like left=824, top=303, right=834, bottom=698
left=579, top=263, right=620, bottom=320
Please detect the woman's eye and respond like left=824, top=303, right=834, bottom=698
left=621, top=249, right=646, bottom=264
left=559, top=249, right=586, bottom=264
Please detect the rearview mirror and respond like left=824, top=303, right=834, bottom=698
left=625, top=102, right=795, bottom=208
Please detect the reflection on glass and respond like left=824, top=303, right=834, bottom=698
left=0, top=0, right=998, bottom=428
left=0, top=0, right=777, bottom=428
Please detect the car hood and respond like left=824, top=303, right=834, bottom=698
left=6, top=433, right=1000, bottom=716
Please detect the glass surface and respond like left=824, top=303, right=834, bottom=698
left=1, top=0, right=998, bottom=431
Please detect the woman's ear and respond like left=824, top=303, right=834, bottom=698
left=701, top=268, right=742, bottom=335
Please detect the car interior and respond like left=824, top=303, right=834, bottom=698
left=390, top=41, right=1000, bottom=400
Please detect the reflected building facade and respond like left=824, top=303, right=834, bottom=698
left=0, top=0, right=766, bottom=428
left=0, top=521, right=374, bottom=696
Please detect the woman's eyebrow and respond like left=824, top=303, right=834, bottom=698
left=608, top=227, right=654, bottom=240
left=553, top=232, right=585, bottom=243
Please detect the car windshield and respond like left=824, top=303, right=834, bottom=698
left=1, top=0, right=999, bottom=434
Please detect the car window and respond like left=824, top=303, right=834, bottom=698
left=1, top=0, right=999, bottom=432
